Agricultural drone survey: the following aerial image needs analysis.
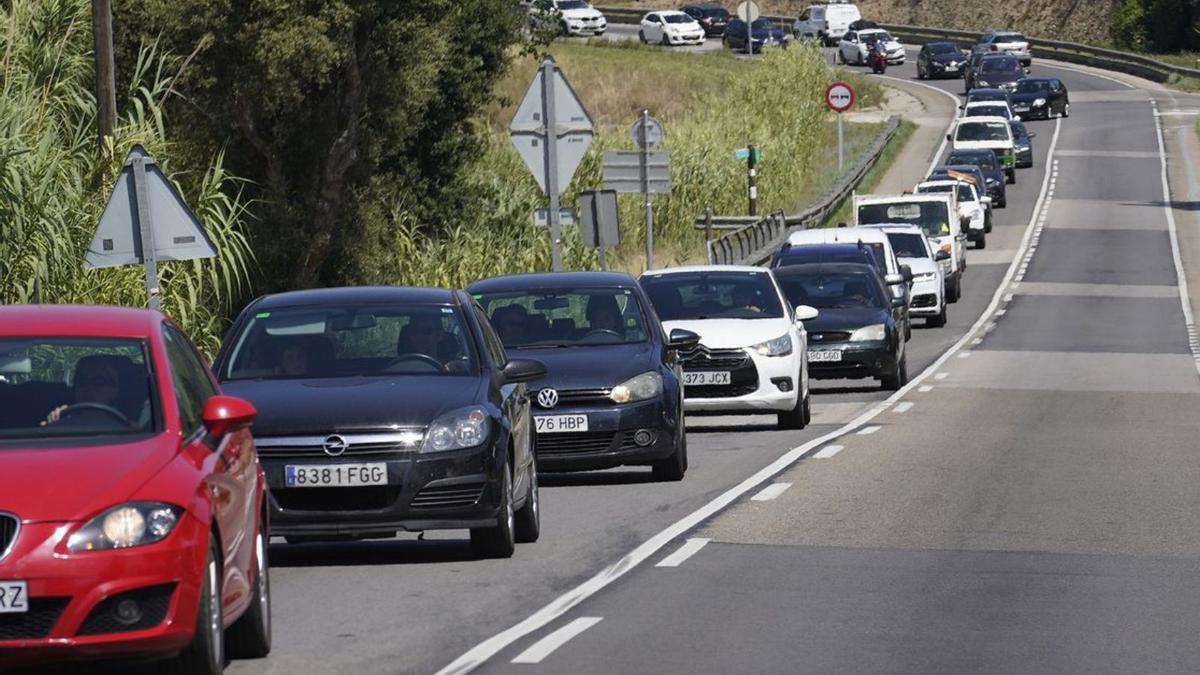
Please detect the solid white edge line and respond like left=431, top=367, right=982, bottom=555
left=857, top=425, right=882, bottom=435
left=1151, top=100, right=1200, bottom=377
left=750, top=482, right=794, bottom=500
left=656, top=538, right=711, bottom=567
left=510, top=617, right=603, bottom=664
left=433, top=106, right=1065, bottom=675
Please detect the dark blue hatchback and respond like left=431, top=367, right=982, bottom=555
left=469, top=272, right=699, bottom=481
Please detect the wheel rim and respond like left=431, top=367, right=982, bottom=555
left=255, top=531, right=270, bottom=635
left=505, top=472, right=515, bottom=535
left=207, top=557, right=223, bottom=666
left=530, top=464, right=539, bottom=522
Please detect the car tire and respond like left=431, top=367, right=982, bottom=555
left=227, top=527, right=271, bottom=659
left=639, top=30, right=646, bottom=43
left=514, top=459, right=540, bottom=544
left=1006, top=168, right=1016, bottom=185
left=651, top=429, right=687, bottom=482
left=997, top=194, right=1007, bottom=209
left=777, top=389, right=808, bottom=429
left=928, top=303, right=948, bottom=327
left=880, top=354, right=908, bottom=391
left=471, top=469, right=516, bottom=559
left=975, top=230, right=987, bottom=249
left=904, top=317, right=912, bottom=342
left=661, top=34, right=669, bottom=46
left=164, top=537, right=224, bottom=675
left=946, top=276, right=961, bottom=303
left=984, top=212, right=993, bottom=233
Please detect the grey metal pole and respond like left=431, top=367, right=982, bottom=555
left=593, top=196, right=609, bottom=271
left=131, top=156, right=161, bottom=310
left=747, top=144, right=758, bottom=216
left=92, top=0, right=117, bottom=146
left=837, top=112, right=844, bottom=172
left=542, top=59, right=564, bottom=272
left=640, top=109, right=654, bottom=271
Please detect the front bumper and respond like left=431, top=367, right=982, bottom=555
left=263, top=442, right=506, bottom=536
left=930, top=62, right=964, bottom=77
left=667, top=32, right=706, bottom=45
left=907, top=278, right=943, bottom=316
left=564, top=21, right=606, bottom=36
left=0, top=516, right=207, bottom=667
left=683, top=349, right=800, bottom=414
left=533, top=398, right=680, bottom=472
left=807, top=340, right=897, bottom=380
left=887, top=52, right=906, bottom=64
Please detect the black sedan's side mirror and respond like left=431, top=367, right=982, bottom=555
left=502, top=358, right=546, bottom=383
left=935, top=249, right=951, bottom=262
left=667, top=328, right=701, bottom=351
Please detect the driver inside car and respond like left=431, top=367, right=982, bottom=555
left=41, top=356, right=131, bottom=427
left=585, top=296, right=623, bottom=335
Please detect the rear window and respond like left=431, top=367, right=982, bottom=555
left=995, top=33, right=1026, bottom=42
left=858, top=202, right=952, bottom=237
left=887, top=233, right=929, bottom=259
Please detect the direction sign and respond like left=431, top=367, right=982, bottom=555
left=736, top=0, right=759, bottom=23
left=631, top=115, right=663, bottom=149
left=825, top=81, right=856, bottom=113
left=601, top=151, right=671, bottom=194
left=532, top=208, right=576, bottom=227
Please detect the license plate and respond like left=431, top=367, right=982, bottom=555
left=944, top=64, right=957, bottom=71
left=285, top=463, right=387, bottom=488
left=535, top=414, right=588, bottom=434
left=684, top=371, right=731, bottom=386
left=0, top=581, right=28, bottom=614
left=808, top=350, right=843, bottom=363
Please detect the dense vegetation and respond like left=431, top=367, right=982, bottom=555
left=1111, top=0, right=1199, bottom=52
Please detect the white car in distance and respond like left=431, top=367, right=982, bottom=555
left=638, top=266, right=815, bottom=429
left=793, top=3, right=861, bottom=45
left=639, top=10, right=706, bottom=46
left=529, top=0, right=607, bottom=37
left=962, top=100, right=1015, bottom=120
left=862, top=224, right=949, bottom=327
left=839, top=28, right=905, bottom=65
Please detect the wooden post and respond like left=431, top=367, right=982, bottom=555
left=92, top=0, right=117, bottom=146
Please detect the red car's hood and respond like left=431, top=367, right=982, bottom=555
left=1, top=433, right=178, bottom=522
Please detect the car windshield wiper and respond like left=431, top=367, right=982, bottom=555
left=512, top=341, right=576, bottom=349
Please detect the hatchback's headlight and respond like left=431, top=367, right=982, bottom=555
left=752, top=333, right=793, bottom=357
left=610, top=372, right=662, bottom=404
left=976, top=80, right=990, bottom=87
left=422, top=406, right=489, bottom=452
left=913, top=272, right=938, bottom=281
left=67, top=502, right=182, bottom=552
left=850, top=324, right=887, bottom=342
left=1033, top=97, right=1047, bottom=106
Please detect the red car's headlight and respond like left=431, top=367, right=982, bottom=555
left=67, top=502, right=183, bottom=552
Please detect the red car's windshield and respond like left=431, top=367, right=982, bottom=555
left=0, top=338, right=158, bottom=440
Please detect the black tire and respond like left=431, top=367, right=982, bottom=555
left=651, top=429, right=687, bottom=481
left=946, top=276, right=961, bottom=303
left=1006, top=168, right=1016, bottom=185
left=928, top=303, right=948, bottom=327
left=904, top=316, right=912, bottom=341
left=227, top=527, right=271, bottom=659
left=777, top=390, right=808, bottom=429
left=917, top=65, right=926, bottom=80
left=984, top=211, right=993, bottom=233
left=996, top=195, right=1007, bottom=209
left=514, top=459, right=540, bottom=544
left=471, top=469, right=515, bottom=559
left=661, top=34, right=669, bottom=46
left=163, top=537, right=224, bottom=675
left=639, top=30, right=646, bottom=43
left=880, top=353, right=908, bottom=391
left=975, top=230, right=987, bottom=249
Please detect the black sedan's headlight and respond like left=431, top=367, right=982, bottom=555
left=422, top=406, right=490, bottom=452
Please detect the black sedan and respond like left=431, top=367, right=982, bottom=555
left=469, top=272, right=698, bottom=481
left=214, top=286, right=546, bottom=559
left=969, top=54, right=1025, bottom=92
left=773, top=264, right=909, bottom=390
left=917, top=41, right=968, bottom=79
left=1010, top=77, right=1070, bottom=120
left=940, top=149, right=1009, bottom=207
left=722, top=17, right=786, bottom=52
left=681, top=2, right=729, bottom=35
left=1010, top=120, right=1036, bottom=168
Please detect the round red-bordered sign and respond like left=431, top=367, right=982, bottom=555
left=825, top=81, right=856, bottom=113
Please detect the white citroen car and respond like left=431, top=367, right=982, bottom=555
left=639, top=266, right=817, bottom=429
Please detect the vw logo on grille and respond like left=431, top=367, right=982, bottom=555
left=322, top=434, right=349, bottom=457
left=536, top=388, right=559, bottom=409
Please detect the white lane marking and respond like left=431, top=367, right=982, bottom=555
left=511, top=618, right=603, bottom=664
left=893, top=401, right=915, bottom=413
left=958, top=351, right=972, bottom=359
left=1037, top=62, right=1136, bottom=89
left=655, top=538, right=710, bottom=568
left=934, top=372, right=949, bottom=380
left=433, top=100, right=1066, bottom=675
left=1155, top=111, right=1200, bottom=116
left=857, top=425, right=882, bottom=435
left=996, top=309, right=1007, bottom=316
left=812, top=445, right=844, bottom=459
left=751, top=482, right=794, bottom=500
left=918, top=385, right=933, bottom=392
left=1151, top=100, right=1200, bottom=377
left=877, top=73, right=961, bottom=174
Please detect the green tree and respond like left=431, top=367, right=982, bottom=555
left=113, top=0, right=526, bottom=290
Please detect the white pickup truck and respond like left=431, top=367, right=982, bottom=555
left=854, top=194, right=967, bottom=303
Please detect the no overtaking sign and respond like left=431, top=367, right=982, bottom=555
left=825, top=81, right=856, bottom=113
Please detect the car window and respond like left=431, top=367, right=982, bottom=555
left=163, top=326, right=217, bottom=436
left=1011, top=121, right=1028, bottom=138
left=967, top=105, right=1009, bottom=118
left=858, top=201, right=953, bottom=237
left=475, top=288, right=650, bottom=349
left=776, top=272, right=888, bottom=310
left=773, top=246, right=881, bottom=270
left=665, top=13, right=694, bottom=23
left=956, top=121, right=1010, bottom=142
left=996, top=33, right=1026, bottom=42
left=473, top=306, right=507, bottom=368
left=845, top=31, right=855, bottom=41
left=887, top=233, right=930, bottom=259
left=798, top=9, right=810, bottom=20
left=751, top=18, right=773, bottom=29
left=982, top=57, right=1020, bottom=73
left=557, top=0, right=588, bottom=8
left=641, top=271, right=785, bottom=321
left=930, top=42, right=958, bottom=54
left=0, top=337, right=158, bottom=441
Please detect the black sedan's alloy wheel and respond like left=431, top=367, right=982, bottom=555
left=514, top=460, right=540, bottom=544
left=471, top=469, right=516, bottom=559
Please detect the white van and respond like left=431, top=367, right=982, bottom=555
left=854, top=194, right=967, bottom=303
left=793, top=3, right=861, bottom=45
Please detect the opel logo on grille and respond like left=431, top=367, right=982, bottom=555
left=322, top=434, right=349, bottom=457
left=536, top=388, right=559, bottom=409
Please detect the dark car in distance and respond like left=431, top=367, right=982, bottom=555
left=1009, top=77, right=1070, bottom=120
left=723, top=17, right=786, bottom=52
left=968, top=54, right=1025, bottom=93
left=939, top=150, right=1009, bottom=207
left=469, top=272, right=698, bottom=481
left=917, top=41, right=967, bottom=79
left=770, top=242, right=885, bottom=275
left=681, top=2, right=730, bottom=35
left=1010, top=120, right=1036, bottom=168
left=773, top=263, right=909, bottom=390
left=215, top=286, right=546, bottom=559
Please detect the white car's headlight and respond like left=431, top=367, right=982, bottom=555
left=67, top=502, right=182, bottom=552
left=610, top=371, right=663, bottom=404
left=752, top=333, right=793, bottom=357
left=422, top=406, right=489, bottom=452
left=913, top=272, right=938, bottom=281
left=850, top=324, right=887, bottom=342
left=1033, top=97, right=1047, bottom=106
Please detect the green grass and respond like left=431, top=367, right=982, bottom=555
left=818, top=120, right=917, bottom=229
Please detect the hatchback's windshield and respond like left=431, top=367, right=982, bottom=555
left=930, top=43, right=959, bottom=54
left=476, top=288, right=649, bottom=349
left=223, top=305, right=477, bottom=380
left=665, top=13, right=695, bottom=23
left=981, top=57, right=1020, bottom=73
left=956, top=121, right=1009, bottom=142
left=948, top=151, right=997, bottom=169
left=641, top=272, right=784, bottom=321
left=859, top=202, right=952, bottom=237
left=557, top=0, right=589, bottom=9
left=969, top=91, right=1007, bottom=103
left=966, top=105, right=1009, bottom=118
left=776, top=272, right=887, bottom=310
left=0, top=338, right=157, bottom=440
left=1015, top=79, right=1050, bottom=93
left=887, top=233, right=929, bottom=259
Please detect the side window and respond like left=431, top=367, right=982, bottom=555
left=846, top=32, right=855, bottom=42
left=162, top=326, right=217, bottom=436
left=798, top=9, right=810, bottom=21
left=473, top=307, right=508, bottom=368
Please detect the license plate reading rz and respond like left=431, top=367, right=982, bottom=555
left=535, top=415, right=589, bottom=434
left=0, top=581, right=28, bottom=614
left=684, top=371, right=731, bottom=386
left=285, top=463, right=387, bottom=488
left=808, top=350, right=843, bottom=363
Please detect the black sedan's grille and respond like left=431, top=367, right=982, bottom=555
left=78, top=584, right=174, bottom=636
left=536, top=432, right=640, bottom=457
left=410, top=483, right=486, bottom=510
left=0, top=597, right=69, bottom=640
left=911, top=294, right=938, bottom=308
left=273, top=486, right=401, bottom=512
left=255, top=430, right=423, bottom=460
left=808, top=331, right=852, bottom=344
left=0, top=514, right=16, bottom=560
left=538, top=388, right=614, bottom=408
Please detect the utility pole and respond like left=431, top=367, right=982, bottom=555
left=92, top=0, right=118, bottom=147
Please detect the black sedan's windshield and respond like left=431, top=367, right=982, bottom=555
left=981, top=57, right=1020, bottom=73
left=929, top=42, right=959, bottom=55
left=777, top=273, right=887, bottom=310
left=223, top=304, right=478, bottom=380
left=476, top=288, right=649, bottom=349
left=1015, top=79, right=1051, bottom=93
left=641, top=272, right=784, bottom=321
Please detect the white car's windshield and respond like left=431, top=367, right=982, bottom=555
left=956, top=122, right=1010, bottom=142
left=859, top=202, right=952, bottom=237
left=641, top=272, right=785, bottom=321
left=557, top=0, right=589, bottom=9
left=886, top=233, right=930, bottom=259
left=664, top=14, right=695, bottom=23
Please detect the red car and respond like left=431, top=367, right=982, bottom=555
left=0, top=306, right=270, bottom=673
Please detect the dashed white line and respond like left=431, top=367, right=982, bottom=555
left=812, top=445, right=844, bottom=459
left=958, top=351, right=972, bottom=359
left=511, top=618, right=603, bottom=664
left=751, top=482, right=794, bottom=500
left=918, top=385, right=933, bottom=392
left=934, top=372, right=949, bottom=380
left=857, top=425, right=882, bottom=435
left=655, top=538, right=710, bottom=568
left=893, top=401, right=915, bottom=413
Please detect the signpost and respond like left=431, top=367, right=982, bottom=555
left=825, top=81, right=856, bottom=172
left=736, top=1, right=760, bottom=56
left=602, top=110, right=670, bottom=270
left=510, top=57, right=595, bottom=271
left=85, top=145, right=218, bottom=310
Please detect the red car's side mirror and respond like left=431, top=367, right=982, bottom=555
left=201, top=395, right=257, bottom=437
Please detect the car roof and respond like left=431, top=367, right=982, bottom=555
left=788, top=227, right=891, bottom=244
left=968, top=88, right=1010, bottom=96
left=252, top=286, right=459, bottom=311
left=925, top=41, right=959, bottom=48
left=862, top=223, right=927, bottom=234
left=0, top=305, right=160, bottom=338
left=683, top=2, right=725, bottom=7
left=655, top=9, right=689, bottom=16
left=641, top=265, right=767, bottom=276
left=1017, top=77, right=1058, bottom=84
left=772, top=262, right=881, bottom=277
left=468, top=271, right=638, bottom=292
left=964, top=100, right=1010, bottom=107
left=956, top=115, right=1011, bottom=124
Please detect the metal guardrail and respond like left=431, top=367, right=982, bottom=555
left=700, top=115, right=902, bottom=266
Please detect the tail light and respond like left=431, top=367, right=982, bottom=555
left=991, top=45, right=998, bottom=51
